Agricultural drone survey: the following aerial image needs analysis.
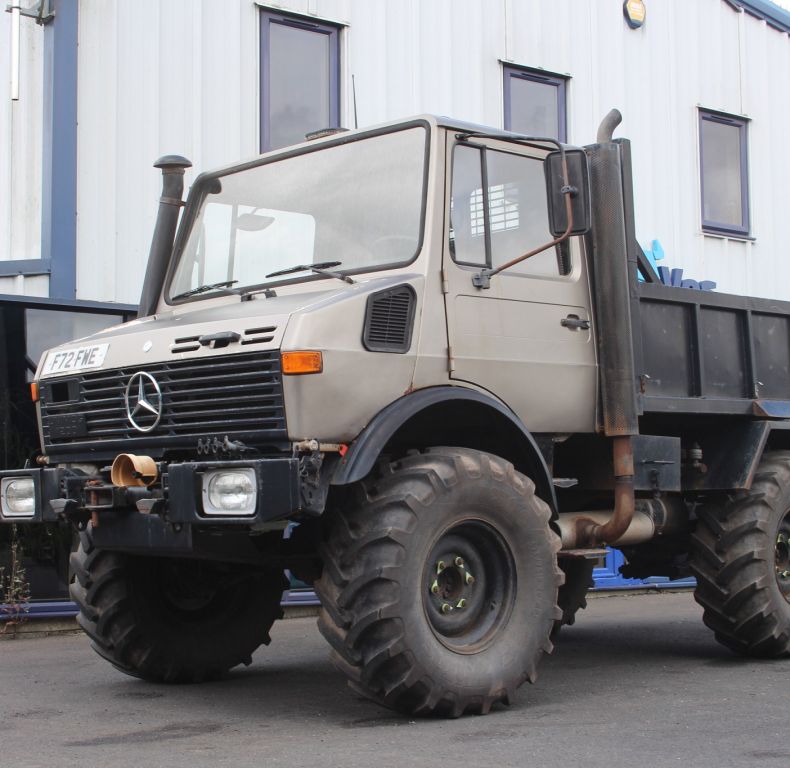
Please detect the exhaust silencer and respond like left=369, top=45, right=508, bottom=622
left=111, top=454, right=159, bottom=487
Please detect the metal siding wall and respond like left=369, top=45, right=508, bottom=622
left=0, top=9, right=46, bottom=297
left=58, top=0, right=790, bottom=303
left=76, top=0, right=261, bottom=304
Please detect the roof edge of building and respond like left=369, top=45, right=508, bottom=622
left=727, top=0, right=790, bottom=33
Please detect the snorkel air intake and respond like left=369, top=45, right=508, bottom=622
left=138, top=155, right=192, bottom=318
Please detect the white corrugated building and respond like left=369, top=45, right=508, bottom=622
left=2, top=0, right=790, bottom=306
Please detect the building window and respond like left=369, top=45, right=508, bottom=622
left=259, top=10, right=340, bottom=152
left=699, top=110, right=750, bottom=236
left=503, top=66, right=567, bottom=142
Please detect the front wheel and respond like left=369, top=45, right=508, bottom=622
left=315, top=447, right=562, bottom=717
left=70, top=526, right=287, bottom=682
left=691, top=450, right=790, bottom=658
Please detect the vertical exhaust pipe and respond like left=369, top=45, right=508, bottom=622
left=138, top=155, right=192, bottom=318
left=578, top=110, right=638, bottom=547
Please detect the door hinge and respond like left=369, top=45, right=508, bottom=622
left=441, top=268, right=449, bottom=295
left=448, top=346, right=455, bottom=373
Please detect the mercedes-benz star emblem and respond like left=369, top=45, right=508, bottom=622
left=124, top=371, right=163, bottom=433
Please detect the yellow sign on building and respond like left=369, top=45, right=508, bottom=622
left=624, top=0, right=647, bottom=28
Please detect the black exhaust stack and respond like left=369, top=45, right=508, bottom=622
left=576, top=109, right=639, bottom=547
left=586, top=110, right=639, bottom=438
left=138, top=155, right=192, bottom=318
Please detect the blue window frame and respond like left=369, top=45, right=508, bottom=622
left=259, top=9, right=340, bottom=153
left=503, top=66, right=567, bottom=142
left=699, top=110, right=750, bottom=237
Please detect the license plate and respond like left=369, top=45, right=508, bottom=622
left=42, top=343, right=109, bottom=375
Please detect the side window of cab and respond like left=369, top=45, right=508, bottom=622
left=449, top=143, right=571, bottom=277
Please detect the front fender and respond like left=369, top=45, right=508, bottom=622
left=331, top=386, right=558, bottom=513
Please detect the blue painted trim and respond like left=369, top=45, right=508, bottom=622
left=41, top=0, right=78, bottom=299
left=1, top=601, right=78, bottom=621
left=0, top=259, right=52, bottom=276
left=727, top=0, right=790, bottom=33
left=3, top=588, right=322, bottom=622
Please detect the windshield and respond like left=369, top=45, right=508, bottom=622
left=168, top=126, right=428, bottom=300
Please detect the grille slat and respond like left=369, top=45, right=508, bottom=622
left=40, top=351, right=286, bottom=452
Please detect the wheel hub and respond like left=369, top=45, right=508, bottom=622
left=422, top=521, right=515, bottom=653
left=429, top=556, right=476, bottom=614
left=776, top=513, right=790, bottom=601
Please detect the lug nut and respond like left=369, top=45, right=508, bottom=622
left=437, top=560, right=446, bottom=574
left=454, top=556, right=464, bottom=567
left=456, top=599, right=466, bottom=609
left=430, top=580, right=440, bottom=594
left=441, top=603, right=452, bottom=614
left=464, top=571, right=475, bottom=585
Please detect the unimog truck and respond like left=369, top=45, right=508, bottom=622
left=2, top=111, right=789, bottom=717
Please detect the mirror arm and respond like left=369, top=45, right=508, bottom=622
left=472, top=150, right=576, bottom=290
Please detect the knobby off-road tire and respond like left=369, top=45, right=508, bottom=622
left=315, top=447, right=563, bottom=717
left=552, top=557, right=595, bottom=637
left=70, top=526, right=287, bottom=682
left=691, top=451, right=790, bottom=658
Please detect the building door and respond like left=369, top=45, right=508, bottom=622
left=443, top=137, right=597, bottom=434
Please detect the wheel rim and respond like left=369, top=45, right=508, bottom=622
left=776, top=510, right=790, bottom=602
left=422, top=519, right=516, bottom=654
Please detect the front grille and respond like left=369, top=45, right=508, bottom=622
left=40, top=351, right=286, bottom=455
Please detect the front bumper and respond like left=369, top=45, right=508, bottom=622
left=0, top=458, right=301, bottom=527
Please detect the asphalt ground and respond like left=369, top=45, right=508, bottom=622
left=1, top=591, right=788, bottom=768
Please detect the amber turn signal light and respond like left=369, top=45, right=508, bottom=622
left=30, top=382, right=39, bottom=402
left=281, top=351, right=323, bottom=375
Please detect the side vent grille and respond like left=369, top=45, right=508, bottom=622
left=363, top=285, right=416, bottom=354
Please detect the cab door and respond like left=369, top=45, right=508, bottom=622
left=443, top=137, right=597, bottom=433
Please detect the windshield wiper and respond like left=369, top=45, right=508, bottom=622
left=172, top=280, right=238, bottom=300
left=265, top=261, right=355, bottom=284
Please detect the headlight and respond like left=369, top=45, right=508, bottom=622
left=201, top=469, right=257, bottom=516
left=1, top=477, right=36, bottom=519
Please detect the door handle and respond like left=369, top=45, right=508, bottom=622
left=561, top=315, right=591, bottom=331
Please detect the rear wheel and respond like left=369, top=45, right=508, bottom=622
left=691, top=451, right=790, bottom=657
left=315, top=447, right=562, bottom=716
left=70, top=526, right=287, bottom=682
left=553, top=557, right=595, bottom=636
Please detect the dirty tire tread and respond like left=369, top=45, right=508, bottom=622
left=69, top=526, right=287, bottom=683
left=316, top=447, right=562, bottom=717
left=552, top=557, right=595, bottom=637
left=691, top=450, right=790, bottom=658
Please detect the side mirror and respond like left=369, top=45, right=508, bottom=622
left=544, top=149, right=591, bottom=237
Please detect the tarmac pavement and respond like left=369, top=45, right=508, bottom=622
left=1, top=591, right=788, bottom=768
